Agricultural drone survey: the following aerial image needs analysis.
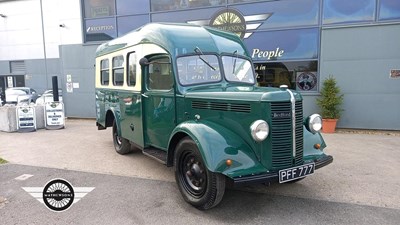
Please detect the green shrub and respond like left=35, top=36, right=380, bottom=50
left=317, top=76, right=344, bottom=119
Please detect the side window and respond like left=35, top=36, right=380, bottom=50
left=100, top=59, right=109, bottom=85
left=127, top=52, right=136, bottom=86
left=112, top=56, right=124, bottom=86
left=148, top=56, right=173, bottom=90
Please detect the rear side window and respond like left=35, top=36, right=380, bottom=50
left=100, top=59, right=109, bottom=85
left=113, top=56, right=124, bottom=86
left=127, top=52, right=136, bottom=86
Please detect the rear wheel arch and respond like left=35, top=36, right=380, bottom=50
left=105, top=110, right=115, bottom=128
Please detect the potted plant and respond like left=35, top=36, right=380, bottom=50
left=316, top=76, right=344, bottom=133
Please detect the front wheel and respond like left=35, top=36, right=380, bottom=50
left=112, top=121, right=131, bottom=155
left=174, top=137, right=225, bottom=210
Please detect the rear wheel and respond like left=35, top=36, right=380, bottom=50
left=112, top=121, right=131, bottom=154
left=174, top=137, right=225, bottom=210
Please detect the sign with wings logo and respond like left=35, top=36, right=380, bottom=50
left=22, top=179, right=95, bottom=212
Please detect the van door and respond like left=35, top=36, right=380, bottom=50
left=142, top=55, right=176, bottom=149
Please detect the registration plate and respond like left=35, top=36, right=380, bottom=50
left=279, top=163, right=315, bottom=183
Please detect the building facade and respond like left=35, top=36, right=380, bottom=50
left=0, top=0, right=399, bottom=130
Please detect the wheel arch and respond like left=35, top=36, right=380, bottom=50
left=105, top=108, right=122, bottom=136
left=168, top=120, right=265, bottom=177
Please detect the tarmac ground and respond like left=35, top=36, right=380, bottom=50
left=0, top=119, right=399, bottom=224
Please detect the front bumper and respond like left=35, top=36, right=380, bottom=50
left=232, top=155, right=333, bottom=186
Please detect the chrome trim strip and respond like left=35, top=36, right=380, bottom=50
left=286, top=89, right=296, bottom=157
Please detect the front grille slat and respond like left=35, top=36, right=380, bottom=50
left=270, top=100, right=304, bottom=169
left=192, top=101, right=250, bottom=113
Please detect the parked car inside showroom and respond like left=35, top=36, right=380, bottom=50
left=35, top=89, right=63, bottom=105
left=5, top=87, right=39, bottom=104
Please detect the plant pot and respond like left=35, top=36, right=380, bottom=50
left=322, top=119, right=338, bottom=133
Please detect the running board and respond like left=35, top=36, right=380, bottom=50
left=143, top=148, right=167, bottom=164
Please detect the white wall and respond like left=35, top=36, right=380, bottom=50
left=0, top=0, right=83, bottom=61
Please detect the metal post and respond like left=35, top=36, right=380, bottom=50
left=52, top=76, right=59, bottom=102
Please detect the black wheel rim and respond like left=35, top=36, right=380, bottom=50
left=179, top=150, right=207, bottom=198
left=113, top=126, right=122, bottom=147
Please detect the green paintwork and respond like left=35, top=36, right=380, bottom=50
left=96, top=23, right=249, bottom=59
left=170, top=120, right=267, bottom=177
left=95, top=23, right=331, bottom=183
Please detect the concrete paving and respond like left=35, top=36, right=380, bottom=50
left=0, top=119, right=400, bottom=221
left=1, top=164, right=399, bottom=225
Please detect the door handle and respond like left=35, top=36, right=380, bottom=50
left=141, top=93, right=148, bottom=98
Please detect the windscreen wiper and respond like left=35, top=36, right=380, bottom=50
left=232, top=50, right=238, bottom=74
left=194, top=47, right=216, bottom=71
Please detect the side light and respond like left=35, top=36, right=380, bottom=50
left=250, top=120, right=269, bottom=142
left=306, top=114, right=322, bottom=134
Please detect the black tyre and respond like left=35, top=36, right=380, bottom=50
left=112, top=121, right=131, bottom=155
left=174, top=137, right=225, bottom=210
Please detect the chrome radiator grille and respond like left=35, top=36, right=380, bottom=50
left=270, top=101, right=304, bottom=169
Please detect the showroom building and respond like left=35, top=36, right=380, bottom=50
left=0, top=0, right=399, bottom=130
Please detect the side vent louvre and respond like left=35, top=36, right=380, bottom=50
left=192, top=101, right=251, bottom=113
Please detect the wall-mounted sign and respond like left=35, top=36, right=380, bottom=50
left=7, top=76, right=13, bottom=87
left=209, top=8, right=246, bottom=39
left=45, top=102, right=65, bottom=130
left=86, top=25, right=115, bottom=33
left=66, top=82, right=73, bottom=93
left=66, top=74, right=72, bottom=83
left=296, top=72, right=317, bottom=91
left=16, top=106, right=36, bottom=132
left=390, top=69, right=400, bottom=79
left=188, top=9, right=272, bottom=39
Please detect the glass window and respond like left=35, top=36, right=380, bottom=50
left=228, top=0, right=267, bottom=3
left=100, top=59, right=109, bottom=86
left=379, top=0, right=400, bottom=21
left=255, top=61, right=318, bottom=92
left=177, top=55, right=221, bottom=86
left=83, top=0, right=115, bottom=18
left=117, top=0, right=150, bottom=15
left=151, top=7, right=222, bottom=23
left=323, top=0, right=375, bottom=24
left=222, top=56, right=255, bottom=84
left=117, top=15, right=149, bottom=36
left=127, top=52, right=136, bottom=86
left=245, top=28, right=319, bottom=61
left=85, top=18, right=117, bottom=42
left=113, top=56, right=124, bottom=86
left=148, top=57, right=173, bottom=90
left=150, top=0, right=225, bottom=12
left=232, top=0, right=319, bottom=31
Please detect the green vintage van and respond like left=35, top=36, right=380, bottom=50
left=95, top=23, right=333, bottom=209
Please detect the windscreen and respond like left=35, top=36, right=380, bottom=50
left=222, top=56, right=255, bottom=84
left=177, top=55, right=221, bottom=86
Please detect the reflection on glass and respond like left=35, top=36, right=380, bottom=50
left=222, top=56, right=254, bottom=84
left=228, top=0, right=264, bottom=3
left=323, top=0, right=375, bottom=24
left=117, top=15, right=148, bottom=36
left=150, top=0, right=225, bottom=12
left=379, top=0, right=400, bottom=20
left=255, top=61, right=318, bottom=92
left=245, top=28, right=319, bottom=61
left=84, top=0, right=115, bottom=18
left=177, top=55, right=221, bottom=86
left=232, top=0, right=318, bottom=31
left=116, top=0, right=150, bottom=15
